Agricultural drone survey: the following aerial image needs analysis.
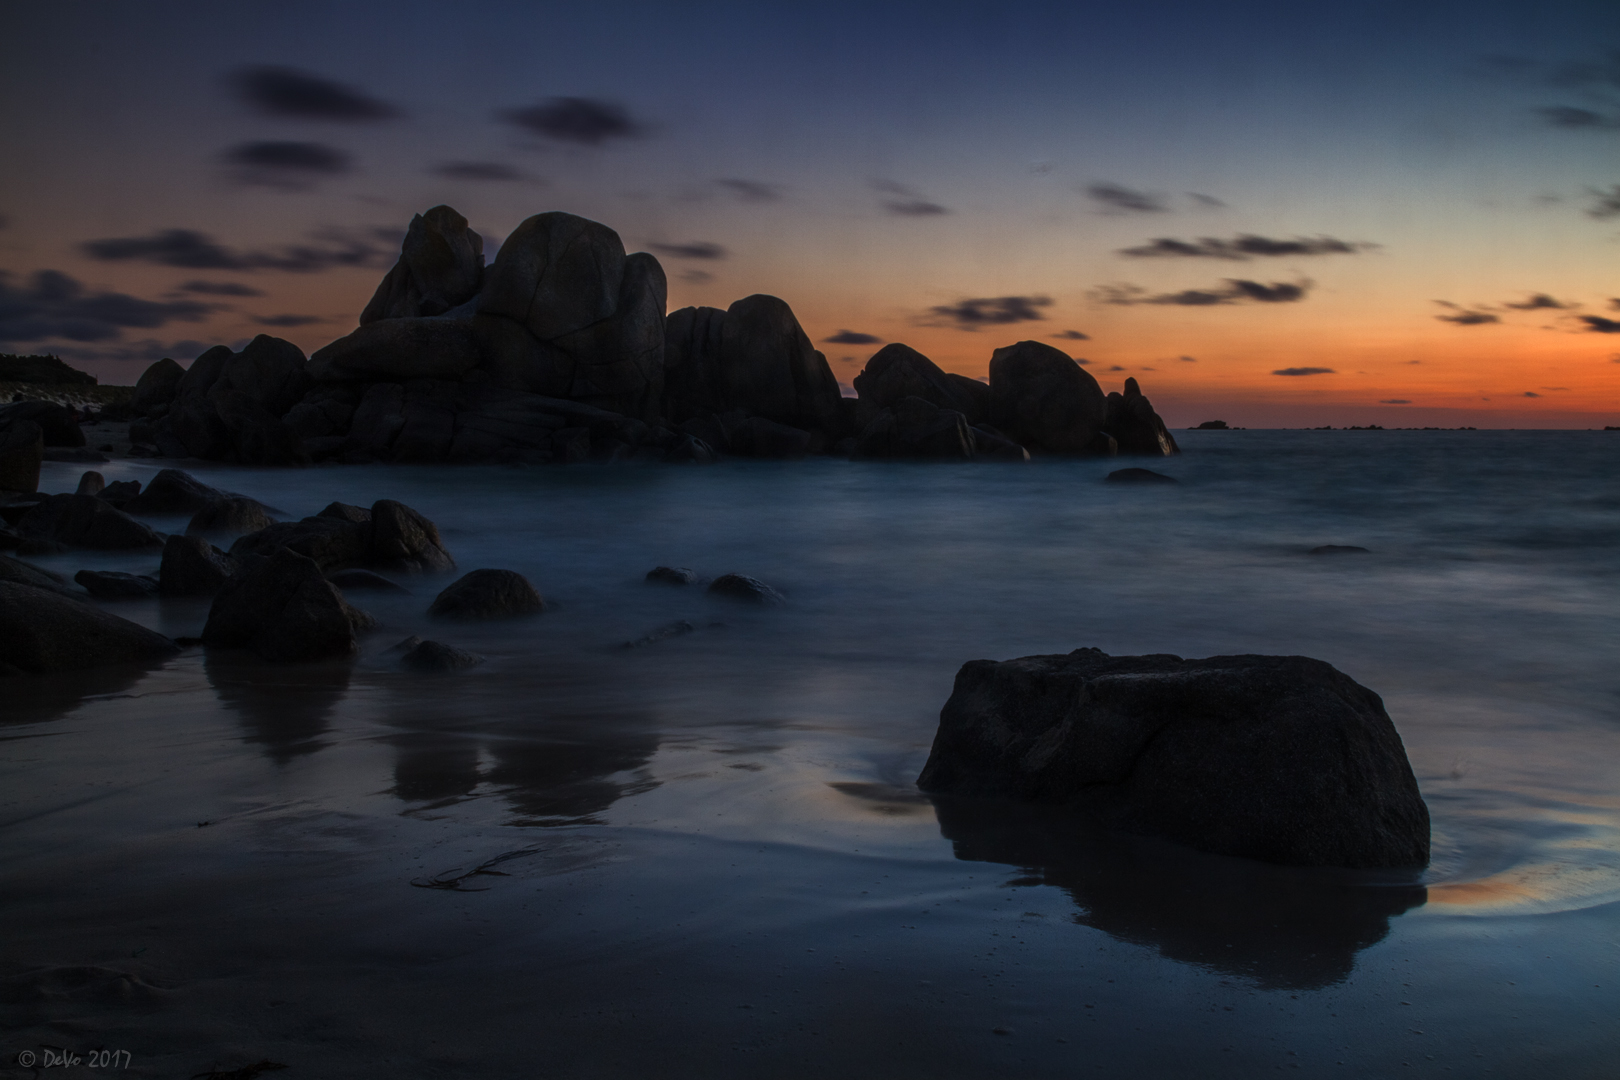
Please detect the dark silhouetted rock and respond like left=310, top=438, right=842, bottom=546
left=97, top=479, right=140, bottom=506
left=479, top=211, right=624, bottom=341
left=318, top=501, right=372, bottom=524
left=370, top=499, right=455, bottom=572
left=853, top=343, right=987, bottom=429
left=552, top=427, right=591, bottom=463
left=328, top=568, right=409, bottom=593
left=728, top=416, right=812, bottom=458
left=158, top=337, right=312, bottom=465
left=203, top=548, right=372, bottom=661
left=646, top=566, right=697, bottom=585
left=706, top=573, right=785, bottom=606
left=0, top=420, right=43, bottom=493
left=230, top=515, right=370, bottom=572
left=854, top=396, right=976, bottom=460
left=74, top=569, right=159, bottom=599
left=360, top=205, right=485, bottom=324
left=1103, top=377, right=1180, bottom=456
left=17, top=494, right=164, bottom=549
left=282, top=385, right=360, bottom=440
left=1194, top=420, right=1229, bottom=430
left=0, top=580, right=179, bottom=674
left=122, top=470, right=240, bottom=516
left=74, top=471, right=105, bottom=496
left=0, top=400, right=85, bottom=447
left=988, top=341, right=1109, bottom=454
left=971, top=426, right=1030, bottom=462
left=620, top=620, right=700, bottom=649
left=307, top=317, right=483, bottom=384
left=159, top=534, right=237, bottom=596
left=719, top=295, right=842, bottom=439
left=917, top=649, right=1431, bottom=869
left=187, top=498, right=276, bottom=538
left=662, top=306, right=729, bottom=421
left=663, top=433, right=718, bottom=464
left=132, top=357, right=185, bottom=416
left=1106, top=468, right=1178, bottom=484
left=1309, top=545, right=1370, bottom=555
left=43, top=448, right=107, bottom=463
left=0, top=553, right=77, bottom=597
left=428, top=569, right=544, bottom=620
left=400, top=639, right=484, bottom=672
left=0, top=353, right=97, bottom=386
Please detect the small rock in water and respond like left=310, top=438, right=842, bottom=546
left=73, top=569, right=159, bottom=599
left=706, top=573, right=785, bottom=606
left=428, top=569, right=544, bottom=620
left=202, top=548, right=371, bottom=661
left=400, top=639, right=483, bottom=672
left=389, top=635, right=425, bottom=652
left=328, top=568, right=410, bottom=593
left=1308, top=545, right=1370, bottom=555
left=645, top=566, right=697, bottom=586
left=75, top=471, right=106, bottom=497
left=621, top=620, right=700, bottom=649
left=1105, top=467, right=1178, bottom=484
left=186, top=497, right=276, bottom=539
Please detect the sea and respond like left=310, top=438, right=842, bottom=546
left=3, top=429, right=1618, bottom=1078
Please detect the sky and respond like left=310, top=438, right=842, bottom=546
left=1, top=0, right=1617, bottom=427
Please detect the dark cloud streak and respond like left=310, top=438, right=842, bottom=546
left=1092, top=279, right=1312, bottom=306
left=647, top=241, right=727, bottom=260
left=498, top=98, right=645, bottom=145
left=1085, top=183, right=1168, bottom=213
left=824, top=330, right=881, bottom=344
left=0, top=270, right=210, bottom=344
left=928, top=295, right=1052, bottom=329
left=1118, top=234, right=1373, bottom=260
left=228, top=66, right=399, bottom=122
left=83, top=227, right=395, bottom=274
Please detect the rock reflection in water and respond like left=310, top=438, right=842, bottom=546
left=932, top=796, right=1426, bottom=990
left=204, top=652, right=352, bottom=764
left=2, top=664, right=154, bottom=727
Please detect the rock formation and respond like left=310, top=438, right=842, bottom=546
left=202, top=548, right=374, bottom=662
left=0, top=580, right=179, bottom=674
left=1104, top=377, right=1180, bottom=456
left=917, top=648, right=1431, bottom=868
left=428, top=569, right=544, bottom=620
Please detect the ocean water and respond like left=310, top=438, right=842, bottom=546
left=3, top=430, right=1618, bottom=1078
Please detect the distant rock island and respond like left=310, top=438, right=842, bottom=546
left=57, top=206, right=1182, bottom=468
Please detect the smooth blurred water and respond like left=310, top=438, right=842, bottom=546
left=4, top=430, right=1619, bottom=1078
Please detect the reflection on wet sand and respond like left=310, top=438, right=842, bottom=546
left=1, top=665, right=155, bottom=727
left=932, top=796, right=1427, bottom=991
left=204, top=652, right=352, bottom=764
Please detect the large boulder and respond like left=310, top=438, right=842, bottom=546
left=0, top=580, right=179, bottom=674
left=202, top=548, right=372, bottom=661
left=187, top=498, right=276, bottom=538
left=121, top=470, right=246, bottom=516
left=853, top=396, right=977, bottom=460
left=307, top=317, right=482, bottom=384
left=159, top=534, right=237, bottom=596
left=852, top=344, right=988, bottom=429
left=916, top=649, right=1431, bottom=869
left=427, top=569, right=543, bottom=620
left=1103, top=377, right=1180, bottom=456
left=229, top=498, right=452, bottom=573
left=0, top=553, right=77, bottom=596
left=478, top=211, right=626, bottom=341
left=17, top=494, right=164, bottom=550
left=157, top=337, right=311, bottom=465
left=987, top=341, right=1109, bottom=455
left=229, top=515, right=370, bottom=572
left=369, top=499, right=455, bottom=572
left=0, top=420, right=43, bottom=493
left=0, top=400, right=85, bottom=447
left=74, top=570, right=159, bottom=599
left=360, top=205, right=485, bottom=324
left=132, top=357, right=185, bottom=417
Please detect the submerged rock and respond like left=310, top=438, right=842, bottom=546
left=399, top=638, right=484, bottom=672
left=916, top=649, right=1430, bottom=869
left=121, top=470, right=244, bottom=516
left=0, top=580, right=179, bottom=674
left=327, top=568, right=410, bottom=593
left=186, top=497, right=276, bottom=538
left=427, top=569, right=544, bottom=620
left=203, top=548, right=373, bottom=661
left=645, top=566, right=697, bottom=585
left=17, top=494, right=164, bottom=550
left=1105, top=467, right=1178, bottom=484
left=73, top=570, right=159, bottom=599
left=706, top=573, right=785, bottom=606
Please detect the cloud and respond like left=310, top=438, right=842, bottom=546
left=1588, top=186, right=1620, bottom=219
left=873, top=180, right=949, bottom=216
left=1523, top=391, right=1541, bottom=397
left=1578, top=314, right=1620, bottom=333
left=1380, top=399, right=1412, bottom=404
left=228, top=66, right=399, bottom=122
left=824, top=330, right=882, bottom=344
left=1188, top=193, right=1226, bottom=208
left=83, top=227, right=395, bottom=274
left=1536, top=105, right=1617, bottom=128
left=716, top=179, right=782, bottom=202
left=50, top=337, right=221, bottom=365
left=1106, top=364, right=1126, bottom=371
left=1179, top=355, right=1197, bottom=362
left=1051, top=329, right=1090, bottom=340
left=927, top=295, right=1052, bottom=330
left=1273, top=367, right=1335, bottom=376
left=251, top=313, right=324, bottom=327
left=497, top=98, right=645, bottom=145
left=647, top=241, right=726, bottom=260
left=1612, top=298, right=1620, bottom=311
left=1503, top=292, right=1576, bottom=310
left=1117, top=234, right=1372, bottom=260
left=1091, top=279, right=1312, bottom=306
left=177, top=280, right=264, bottom=297
left=1085, top=183, right=1168, bottom=213
left=1434, top=301, right=1501, bottom=326
left=222, top=141, right=351, bottom=189
left=677, top=269, right=713, bottom=284
left=431, top=161, right=530, bottom=182
left=0, top=270, right=210, bottom=344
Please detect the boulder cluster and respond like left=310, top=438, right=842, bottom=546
left=117, top=205, right=1177, bottom=468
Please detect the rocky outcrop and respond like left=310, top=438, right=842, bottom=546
left=1104, top=377, right=1179, bottom=456
left=662, top=295, right=843, bottom=454
left=0, top=553, right=77, bottom=597
left=159, top=534, right=237, bottom=596
left=187, top=498, right=276, bottom=538
left=202, top=548, right=373, bottom=662
left=151, top=336, right=311, bottom=465
left=917, top=649, right=1431, bottom=869
left=132, top=356, right=184, bottom=417
left=399, top=638, right=484, bottom=672
left=852, top=344, right=988, bottom=430
left=0, top=400, right=85, bottom=447
left=428, top=569, right=543, bottom=620
left=121, top=470, right=244, bottom=516
left=706, top=573, right=785, bottom=605
left=16, top=494, right=164, bottom=550
left=74, top=569, right=159, bottom=599
left=360, top=205, right=485, bottom=324
left=370, top=499, right=455, bottom=572
left=854, top=396, right=977, bottom=460
left=0, top=420, right=43, bottom=493
left=988, top=341, right=1110, bottom=455
left=0, top=580, right=179, bottom=674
